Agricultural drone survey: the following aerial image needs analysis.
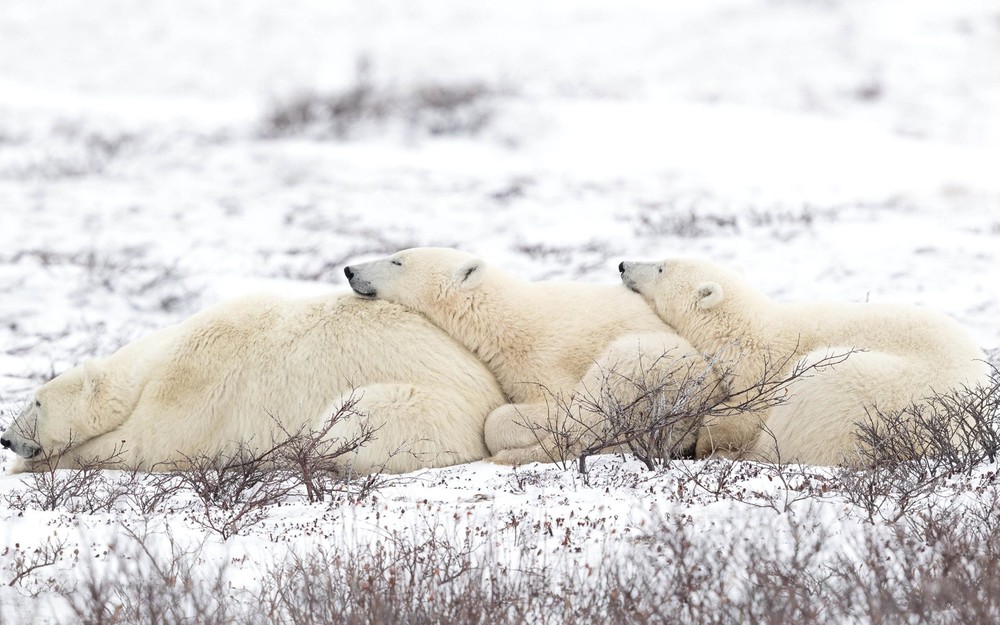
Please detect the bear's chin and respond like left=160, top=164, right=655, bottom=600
left=622, top=280, right=641, bottom=294
left=348, top=279, right=377, bottom=298
left=19, top=445, right=41, bottom=460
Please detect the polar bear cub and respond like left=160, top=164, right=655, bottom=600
left=619, top=257, right=991, bottom=466
left=345, top=248, right=722, bottom=465
left=1, top=293, right=505, bottom=474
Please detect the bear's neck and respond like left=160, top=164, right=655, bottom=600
left=77, top=357, right=148, bottom=443
left=685, top=300, right=817, bottom=396
left=429, top=272, right=536, bottom=389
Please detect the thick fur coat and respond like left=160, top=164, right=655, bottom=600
left=620, top=257, right=990, bottom=466
left=346, top=248, right=721, bottom=465
left=2, top=293, right=505, bottom=474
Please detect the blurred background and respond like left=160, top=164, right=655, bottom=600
left=1, top=0, right=999, bottom=392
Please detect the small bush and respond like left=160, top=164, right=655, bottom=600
left=261, top=58, right=499, bottom=140
left=4, top=440, right=131, bottom=513
left=5, top=246, right=201, bottom=314
left=172, top=442, right=298, bottom=540
left=63, top=524, right=240, bottom=625
left=515, top=346, right=854, bottom=473
left=272, top=394, right=394, bottom=503
left=833, top=366, right=1000, bottom=523
left=633, top=197, right=840, bottom=240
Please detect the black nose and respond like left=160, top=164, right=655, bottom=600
left=618, top=261, right=625, bottom=273
left=1, top=437, right=10, bottom=450
left=344, top=267, right=354, bottom=280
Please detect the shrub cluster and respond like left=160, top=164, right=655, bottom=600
left=13, top=493, right=1000, bottom=625
left=261, top=58, right=500, bottom=140
left=2, top=365, right=998, bottom=624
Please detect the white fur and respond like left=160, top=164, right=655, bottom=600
left=346, top=248, right=722, bottom=465
left=2, top=293, right=505, bottom=474
left=620, top=258, right=991, bottom=466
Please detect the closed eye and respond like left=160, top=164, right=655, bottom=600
left=390, top=260, right=402, bottom=266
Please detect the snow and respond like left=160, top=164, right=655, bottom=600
left=1, top=0, right=1000, bottom=621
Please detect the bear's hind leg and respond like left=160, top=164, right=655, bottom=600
left=578, top=332, right=719, bottom=461
left=752, top=350, right=917, bottom=467
left=485, top=401, right=584, bottom=465
left=320, top=383, right=489, bottom=474
left=485, top=403, right=559, bottom=452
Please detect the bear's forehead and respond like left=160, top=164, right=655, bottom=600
left=672, top=259, right=729, bottom=278
left=41, top=369, right=84, bottom=392
left=403, top=248, right=475, bottom=267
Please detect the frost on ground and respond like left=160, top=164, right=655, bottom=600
left=1, top=0, right=1000, bottom=623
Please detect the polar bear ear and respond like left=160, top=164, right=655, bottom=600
left=696, top=281, right=724, bottom=310
left=453, top=259, right=486, bottom=289
left=82, top=360, right=102, bottom=395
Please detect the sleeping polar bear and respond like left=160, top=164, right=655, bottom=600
left=2, top=292, right=505, bottom=474
left=619, top=257, right=991, bottom=466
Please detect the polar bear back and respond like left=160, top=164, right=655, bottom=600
left=779, top=300, right=985, bottom=375
left=154, top=294, right=495, bottom=426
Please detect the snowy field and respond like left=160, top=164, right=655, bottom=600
left=1, top=0, right=1000, bottom=622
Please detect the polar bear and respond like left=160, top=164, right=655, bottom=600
left=1, top=293, right=505, bottom=474
left=619, top=257, right=991, bottom=466
left=344, top=248, right=722, bottom=465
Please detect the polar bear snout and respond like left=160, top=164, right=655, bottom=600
left=618, top=261, right=643, bottom=293
left=619, top=261, right=662, bottom=296
left=0, top=432, right=41, bottom=459
left=344, top=265, right=378, bottom=298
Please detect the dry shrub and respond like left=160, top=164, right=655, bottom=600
left=855, top=365, right=1000, bottom=474
left=262, top=57, right=498, bottom=140
left=4, top=440, right=131, bottom=513
left=260, top=530, right=498, bottom=625
left=173, top=442, right=296, bottom=540
left=173, top=397, right=396, bottom=538
left=5, top=246, right=200, bottom=314
left=838, top=366, right=1000, bottom=522
left=271, top=394, right=392, bottom=504
left=19, top=465, right=1000, bottom=625
left=572, top=349, right=724, bottom=471
left=632, top=197, right=840, bottom=240
left=2, top=533, right=73, bottom=590
left=517, top=346, right=854, bottom=473
left=825, top=498, right=1000, bottom=624
left=62, top=524, right=244, bottom=625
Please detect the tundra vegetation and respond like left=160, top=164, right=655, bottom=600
left=3, top=1, right=1000, bottom=621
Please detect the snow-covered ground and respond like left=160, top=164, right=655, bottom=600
left=1, top=0, right=999, bottom=622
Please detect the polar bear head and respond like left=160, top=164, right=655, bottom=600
left=1, top=360, right=129, bottom=462
left=618, top=258, right=765, bottom=338
left=344, top=247, right=488, bottom=313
